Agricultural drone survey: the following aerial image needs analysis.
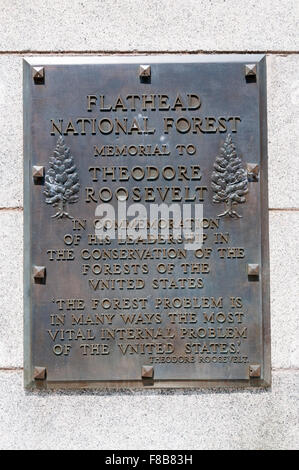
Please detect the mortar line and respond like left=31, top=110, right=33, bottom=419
left=269, top=208, right=299, bottom=212
left=0, top=207, right=23, bottom=212
left=0, top=50, right=298, bottom=56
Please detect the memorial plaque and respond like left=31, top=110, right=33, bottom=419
left=24, top=55, right=270, bottom=389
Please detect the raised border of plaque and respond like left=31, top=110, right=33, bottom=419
left=24, top=55, right=270, bottom=390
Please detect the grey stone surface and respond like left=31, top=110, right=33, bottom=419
left=270, top=212, right=299, bottom=369
left=0, top=3, right=298, bottom=448
left=0, top=56, right=23, bottom=208
left=0, top=369, right=297, bottom=449
left=267, top=55, right=299, bottom=208
left=0, top=211, right=23, bottom=367
left=0, top=54, right=299, bottom=209
left=1, top=1, right=298, bottom=52
left=0, top=209, right=298, bottom=370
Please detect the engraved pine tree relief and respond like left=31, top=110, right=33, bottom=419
left=211, top=134, right=248, bottom=218
left=44, top=137, right=80, bottom=219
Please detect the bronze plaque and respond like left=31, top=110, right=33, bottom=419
left=24, top=55, right=270, bottom=389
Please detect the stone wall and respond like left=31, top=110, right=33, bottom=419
left=0, top=0, right=298, bottom=450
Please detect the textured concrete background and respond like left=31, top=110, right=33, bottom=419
left=0, top=0, right=298, bottom=450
